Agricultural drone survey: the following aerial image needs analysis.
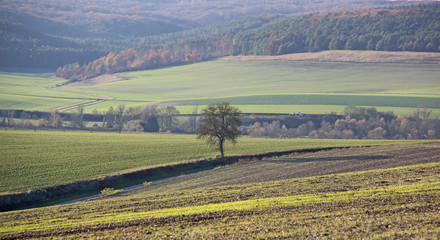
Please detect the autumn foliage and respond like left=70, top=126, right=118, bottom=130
left=56, top=37, right=232, bottom=83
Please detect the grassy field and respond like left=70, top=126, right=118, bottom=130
left=1, top=58, right=439, bottom=116
left=1, top=143, right=439, bottom=239
left=0, top=130, right=433, bottom=193
left=76, top=61, right=440, bottom=115
left=0, top=71, right=94, bottom=110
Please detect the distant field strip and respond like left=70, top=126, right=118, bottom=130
left=170, top=94, right=440, bottom=108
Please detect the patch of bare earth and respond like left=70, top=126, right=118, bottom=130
left=68, top=74, right=125, bottom=86
left=221, top=50, right=440, bottom=64
left=154, top=143, right=440, bottom=188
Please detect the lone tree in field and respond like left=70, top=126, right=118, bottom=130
left=198, top=102, right=242, bottom=158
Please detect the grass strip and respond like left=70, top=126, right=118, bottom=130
left=1, top=181, right=438, bottom=235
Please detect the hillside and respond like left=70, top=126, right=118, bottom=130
left=232, top=4, right=440, bottom=55
left=2, top=58, right=439, bottom=117
left=0, top=0, right=430, bottom=69
left=1, top=143, right=439, bottom=238
left=55, top=3, right=440, bottom=82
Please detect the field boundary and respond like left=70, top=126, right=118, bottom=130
left=0, top=146, right=352, bottom=212
left=221, top=50, right=440, bottom=64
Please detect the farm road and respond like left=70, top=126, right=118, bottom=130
left=48, top=81, right=114, bottom=112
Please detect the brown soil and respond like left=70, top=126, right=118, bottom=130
left=221, top=50, right=440, bottom=64
left=68, top=74, right=125, bottom=86
left=152, top=143, right=440, bottom=189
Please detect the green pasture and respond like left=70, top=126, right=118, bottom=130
left=0, top=71, right=93, bottom=110
left=1, top=60, right=439, bottom=115
left=91, top=61, right=440, bottom=99
left=0, top=130, right=431, bottom=193
left=176, top=104, right=440, bottom=116
left=46, top=60, right=440, bottom=115
left=171, top=94, right=440, bottom=108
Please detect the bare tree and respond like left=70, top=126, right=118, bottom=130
left=198, top=102, right=242, bottom=158
left=159, top=106, right=180, bottom=132
left=71, top=105, right=86, bottom=128
left=189, top=105, right=199, bottom=133
left=49, top=110, right=63, bottom=128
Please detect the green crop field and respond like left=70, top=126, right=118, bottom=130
left=1, top=59, right=439, bottom=116
left=0, top=71, right=94, bottom=110
left=0, top=130, right=432, bottom=193
left=1, top=143, right=439, bottom=239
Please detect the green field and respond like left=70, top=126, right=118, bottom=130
left=0, top=71, right=93, bottom=110
left=1, top=143, right=439, bottom=238
left=1, top=60, right=439, bottom=116
left=0, top=130, right=432, bottom=193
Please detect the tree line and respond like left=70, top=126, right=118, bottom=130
left=245, top=106, right=440, bottom=140
left=56, top=36, right=233, bottom=83
left=2, top=105, right=439, bottom=140
left=56, top=4, right=440, bottom=82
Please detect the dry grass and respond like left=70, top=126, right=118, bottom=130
left=222, top=50, right=440, bottom=64
left=67, top=74, right=125, bottom=86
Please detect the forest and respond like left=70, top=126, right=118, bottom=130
left=55, top=4, right=440, bottom=82
left=233, top=5, right=440, bottom=55
left=1, top=0, right=418, bottom=69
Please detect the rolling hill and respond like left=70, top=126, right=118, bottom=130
left=1, top=0, right=431, bottom=69
left=55, top=3, right=440, bottom=82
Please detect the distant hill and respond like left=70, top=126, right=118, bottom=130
left=232, top=4, right=440, bottom=55
left=0, top=0, right=423, bottom=68
left=56, top=3, right=440, bottom=83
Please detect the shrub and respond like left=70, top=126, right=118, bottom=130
left=123, top=120, right=144, bottom=132
left=100, top=188, right=122, bottom=196
left=36, top=119, right=48, bottom=128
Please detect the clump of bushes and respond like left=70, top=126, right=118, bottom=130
left=245, top=106, right=440, bottom=139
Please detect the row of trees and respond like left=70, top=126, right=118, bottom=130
left=0, top=105, right=183, bottom=133
left=245, top=106, right=440, bottom=139
left=56, top=37, right=232, bottom=83
left=3, top=104, right=439, bottom=140
left=54, top=14, right=282, bottom=82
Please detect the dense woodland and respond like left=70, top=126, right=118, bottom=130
left=1, top=0, right=419, bottom=69
left=233, top=5, right=440, bottom=55
left=55, top=4, right=440, bottom=82
left=54, top=14, right=282, bottom=82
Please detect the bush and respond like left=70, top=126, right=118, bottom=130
left=123, top=120, right=144, bottom=132
left=36, top=119, right=48, bottom=128
left=100, top=188, right=122, bottom=196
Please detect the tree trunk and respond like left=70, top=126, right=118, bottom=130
left=219, top=139, right=224, bottom=158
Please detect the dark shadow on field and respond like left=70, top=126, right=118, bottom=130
left=0, top=146, right=351, bottom=212
left=263, top=155, right=392, bottom=163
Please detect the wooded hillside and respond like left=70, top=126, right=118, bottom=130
left=56, top=4, right=440, bottom=82
left=233, top=5, right=440, bottom=55
left=1, top=0, right=417, bottom=68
